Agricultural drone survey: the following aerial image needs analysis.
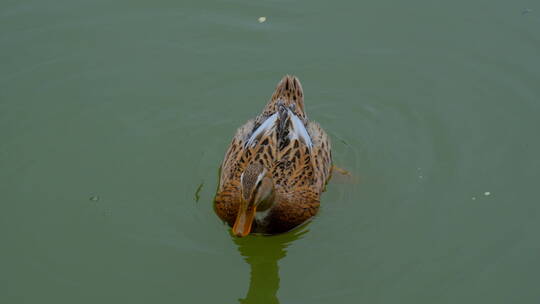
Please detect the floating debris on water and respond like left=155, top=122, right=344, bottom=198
left=258, top=16, right=267, bottom=23
left=89, top=195, right=100, bottom=202
left=522, top=8, right=532, bottom=15
left=194, top=182, right=204, bottom=202
left=417, top=167, right=424, bottom=179
left=472, top=196, right=476, bottom=200
left=484, top=191, right=491, bottom=196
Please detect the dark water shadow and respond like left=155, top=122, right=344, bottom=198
left=233, top=224, right=309, bottom=304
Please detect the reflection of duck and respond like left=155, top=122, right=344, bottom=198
left=235, top=225, right=308, bottom=304
left=215, top=75, right=332, bottom=237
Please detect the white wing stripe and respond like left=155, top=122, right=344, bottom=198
left=246, top=113, right=278, bottom=147
left=288, top=109, right=313, bottom=149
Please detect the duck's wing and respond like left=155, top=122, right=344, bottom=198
left=307, top=121, right=332, bottom=190
left=272, top=105, right=330, bottom=192
left=242, top=113, right=280, bottom=170
left=219, top=119, right=254, bottom=191
left=220, top=112, right=283, bottom=190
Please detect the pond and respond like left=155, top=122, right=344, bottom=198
left=1, top=0, right=539, bottom=303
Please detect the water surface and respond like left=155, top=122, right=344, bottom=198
left=1, top=0, right=540, bottom=303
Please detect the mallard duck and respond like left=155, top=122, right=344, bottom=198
left=214, top=75, right=332, bottom=237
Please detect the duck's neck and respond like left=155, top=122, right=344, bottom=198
left=254, top=187, right=277, bottom=223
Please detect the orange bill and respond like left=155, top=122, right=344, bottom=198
left=232, top=203, right=257, bottom=237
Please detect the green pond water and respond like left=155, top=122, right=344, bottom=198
left=1, top=0, right=540, bottom=303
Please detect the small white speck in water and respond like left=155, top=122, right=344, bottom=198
left=258, top=16, right=267, bottom=23
left=89, top=195, right=100, bottom=202
left=472, top=197, right=476, bottom=200
left=484, top=191, right=491, bottom=196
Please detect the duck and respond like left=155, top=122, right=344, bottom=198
left=214, top=75, right=332, bottom=237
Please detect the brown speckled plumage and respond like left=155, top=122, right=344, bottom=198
left=214, top=75, right=332, bottom=235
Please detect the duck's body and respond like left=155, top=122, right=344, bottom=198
left=214, top=75, right=332, bottom=236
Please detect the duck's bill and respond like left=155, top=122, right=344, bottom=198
left=232, top=204, right=257, bottom=237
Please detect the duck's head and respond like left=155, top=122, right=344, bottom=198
left=233, top=162, right=275, bottom=237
